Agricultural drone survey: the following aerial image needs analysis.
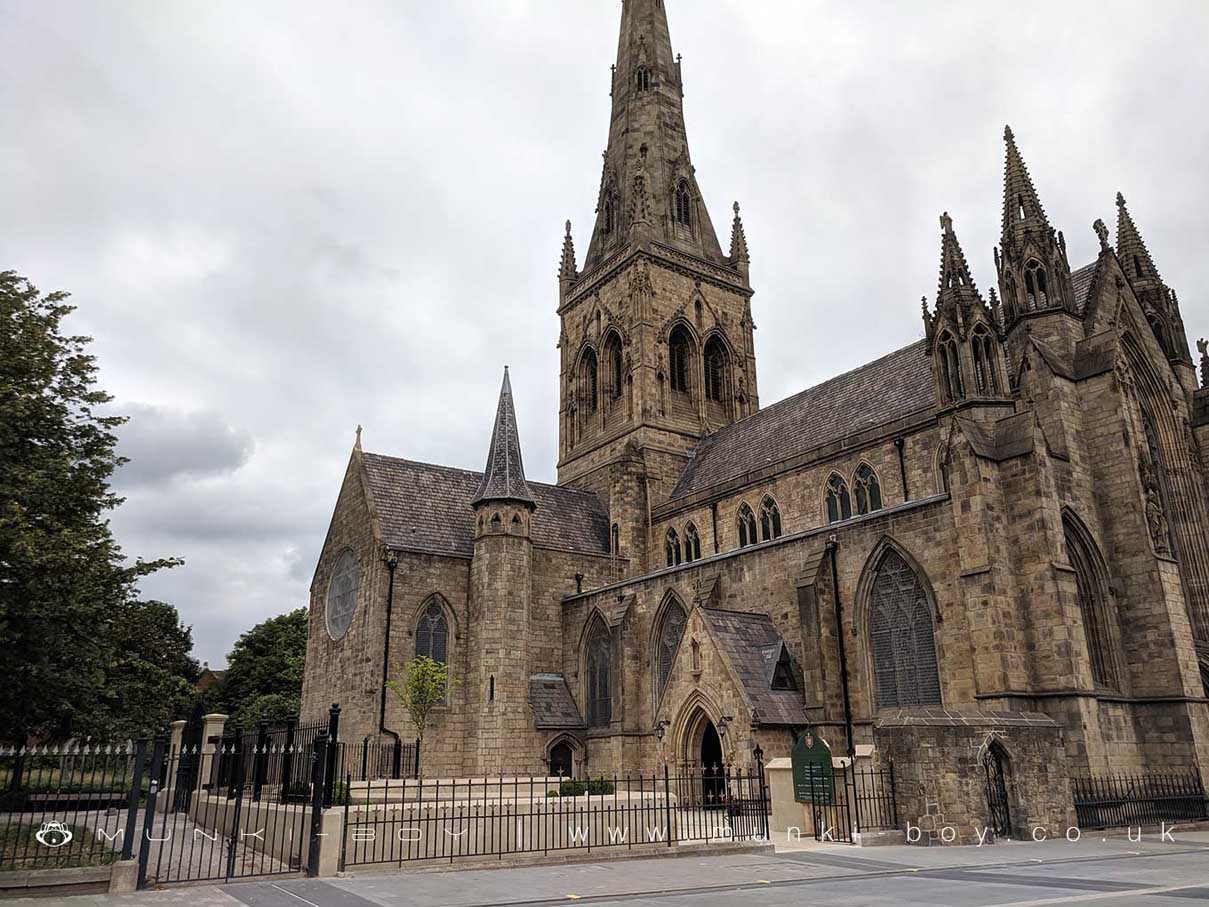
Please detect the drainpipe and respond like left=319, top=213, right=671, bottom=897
left=379, top=550, right=402, bottom=756
left=895, top=436, right=909, bottom=502
left=826, top=537, right=856, bottom=760
left=710, top=502, right=720, bottom=553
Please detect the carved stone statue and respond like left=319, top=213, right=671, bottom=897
left=1139, top=455, right=1172, bottom=556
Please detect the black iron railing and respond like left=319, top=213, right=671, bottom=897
left=339, top=757, right=770, bottom=869
left=1073, top=772, right=1208, bottom=829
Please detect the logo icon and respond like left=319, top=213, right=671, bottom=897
left=35, top=822, right=73, bottom=848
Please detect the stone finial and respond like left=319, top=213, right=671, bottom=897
left=1004, top=124, right=1014, bottom=142
left=940, top=211, right=953, bottom=234
left=1199, top=338, right=1208, bottom=388
left=729, top=200, right=749, bottom=266
left=355, top=424, right=363, bottom=450
left=1093, top=218, right=1110, bottom=252
left=559, top=220, right=578, bottom=283
left=1116, top=191, right=1127, bottom=208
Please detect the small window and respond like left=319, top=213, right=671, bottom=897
left=737, top=503, right=757, bottom=548
left=674, top=180, right=692, bottom=228
left=760, top=496, right=782, bottom=541
left=325, top=549, right=360, bottom=640
left=602, top=196, right=615, bottom=236
left=636, top=66, right=650, bottom=92
left=581, top=348, right=599, bottom=414
left=1024, top=259, right=1049, bottom=310
left=488, top=675, right=495, bottom=702
left=416, top=599, right=449, bottom=664
left=685, top=523, right=702, bottom=562
left=665, top=528, right=682, bottom=567
left=938, top=332, right=964, bottom=403
left=855, top=465, right=882, bottom=515
left=1134, top=254, right=1144, bottom=278
left=826, top=475, right=852, bottom=524
left=770, top=649, right=797, bottom=691
left=971, top=325, right=999, bottom=396
left=610, top=523, right=620, bottom=556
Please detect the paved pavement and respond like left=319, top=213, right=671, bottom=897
left=12, top=830, right=1209, bottom=906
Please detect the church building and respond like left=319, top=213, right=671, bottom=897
left=302, top=0, right=1209, bottom=838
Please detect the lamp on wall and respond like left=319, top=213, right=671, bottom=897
left=655, top=719, right=670, bottom=741
left=717, top=715, right=733, bottom=738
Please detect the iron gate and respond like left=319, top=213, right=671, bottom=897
left=803, top=763, right=898, bottom=844
left=982, top=746, right=1012, bottom=839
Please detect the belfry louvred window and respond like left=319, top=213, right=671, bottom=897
left=416, top=599, right=449, bottom=664
left=1024, top=259, right=1049, bottom=310
left=971, top=325, right=998, bottom=396
left=937, top=332, right=963, bottom=403
left=668, top=326, right=692, bottom=394
left=674, top=180, right=692, bottom=228
left=868, top=548, right=942, bottom=709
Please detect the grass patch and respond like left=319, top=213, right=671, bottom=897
left=0, top=823, right=120, bottom=872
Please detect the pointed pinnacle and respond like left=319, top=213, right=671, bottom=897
left=1004, top=124, right=1014, bottom=143
left=1116, top=191, right=1126, bottom=208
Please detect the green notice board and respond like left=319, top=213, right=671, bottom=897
left=791, top=728, right=835, bottom=804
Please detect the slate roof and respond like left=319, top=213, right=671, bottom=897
left=360, top=453, right=610, bottom=558
left=473, top=368, right=536, bottom=507
left=699, top=608, right=810, bottom=726
left=528, top=674, right=585, bottom=729
left=671, top=341, right=935, bottom=500
left=1071, top=261, right=1097, bottom=314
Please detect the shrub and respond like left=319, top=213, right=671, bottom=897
left=586, top=777, right=615, bottom=795
left=558, top=779, right=586, bottom=797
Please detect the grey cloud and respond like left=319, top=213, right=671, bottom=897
left=3, top=0, right=1207, bottom=664
left=114, top=403, right=255, bottom=489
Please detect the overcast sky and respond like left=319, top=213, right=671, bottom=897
left=3, top=0, right=1207, bottom=667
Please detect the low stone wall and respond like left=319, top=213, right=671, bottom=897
left=187, top=792, right=310, bottom=872
left=874, top=708, right=1075, bottom=845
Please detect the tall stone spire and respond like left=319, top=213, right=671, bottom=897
left=1001, top=125, right=1052, bottom=250
left=995, top=125, right=1075, bottom=327
left=1116, top=192, right=1191, bottom=363
left=472, top=368, right=536, bottom=508
left=1116, top=192, right=1163, bottom=286
left=582, top=0, right=726, bottom=273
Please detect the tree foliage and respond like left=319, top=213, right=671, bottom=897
left=387, top=656, right=454, bottom=745
left=0, top=271, right=187, bottom=743
left=218, top=608, right=307, bottom=729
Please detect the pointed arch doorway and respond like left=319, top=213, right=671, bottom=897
left=681, top=707, right=726, bottom=808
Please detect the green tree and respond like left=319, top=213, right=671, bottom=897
left=218, top=608, right=307, bottom=728
left=387, top=656, right=454, bottom=759
left=0, top=271, right=182, bottom=743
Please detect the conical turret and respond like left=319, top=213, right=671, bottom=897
left=1116, top=192, right=1191, bottom=364
left=472, top=368, right=536, bottom=509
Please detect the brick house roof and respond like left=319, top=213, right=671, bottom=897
left=699, top=608, right=810, bottom=727
left=671, top=341, right=936, bottom=500
left=361, top=453, right=610, bottom=558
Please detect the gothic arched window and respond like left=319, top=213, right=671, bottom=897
left=938, top=332, right=964, bottom=403
left=674, top=180, right=693, bottom=228
left=760, top=496, right=782, bottom=541
left=654, top=596, right=688, bottom=699
left=737, top=503, right=757, bottom=548
left=602, top=332, right=624, bottom=403
left=826, top=474, right=852, bottom=524
left=668, top=325, right=693, bottom=394
left=1024, top=259, right=1049, bottom=310
left=636, top=66, right=650, bottom=92
left=610, top=523, right=620, bottom=556
left=665, top=528, right=682, bottom=567
left=684, top=523, right=702, bottom=562
left=971, top=325, right=999, bottom=396
left=703, top=336, right=729, bottom=403
left=854, top=465, right=882, bottom=515
left=580, top=348, right=599, bottom=414
left=601, top=195, right=615, bottom=236
left=585, top=621, right=612, bottom=727
left=868, top=548, right=942, bottom=709
left=1064, top=513, right=1120, bottom=690
left=415, top=599, right=449, bottom=664
left=325, top=549, right=360, bottom=641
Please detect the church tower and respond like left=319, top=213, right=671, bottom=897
left=557, top=0, right=757, bottom=569
left=467, top=368, right=538, bottom=774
